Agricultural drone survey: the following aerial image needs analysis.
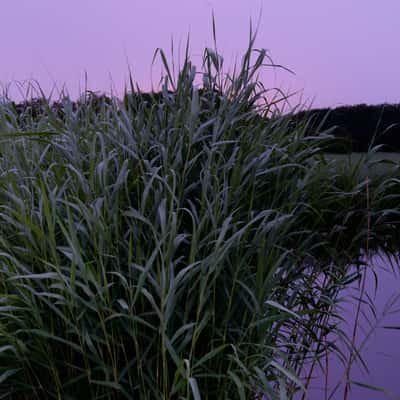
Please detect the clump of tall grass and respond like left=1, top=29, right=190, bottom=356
left=0, top=23, right=400, bottom=400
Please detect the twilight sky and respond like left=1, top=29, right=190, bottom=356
left=1, top=0, right=400, bottom=108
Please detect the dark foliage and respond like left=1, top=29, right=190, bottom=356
left=6, top=93, right=400, bottom=153
left=3, top=87, right=258, bottom=123
left=289, top=103, right=400, bottom=153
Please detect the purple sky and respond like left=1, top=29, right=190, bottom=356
left=2, top=0, right=400, bottom=108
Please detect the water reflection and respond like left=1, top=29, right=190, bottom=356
left=297, top=254, right=400, bottom=400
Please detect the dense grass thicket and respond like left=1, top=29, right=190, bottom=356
left=1, top=29, right=400, bottom=399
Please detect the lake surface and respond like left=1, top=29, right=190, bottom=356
left=297, top=254, right=400, bottom=400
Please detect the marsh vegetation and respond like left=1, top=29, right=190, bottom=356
left=0, top=24, right=400, bottom=399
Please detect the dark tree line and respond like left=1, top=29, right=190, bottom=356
left=1, top=89, right=227, bottom=125
left=3, top=91, right=400, bottom=153
left=288, top=103, right=400, bottom=152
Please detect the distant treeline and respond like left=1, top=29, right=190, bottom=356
left=3, top=91, right=400, bottom=153
left=287, top=103, right=400, bottom=152
left=1, top=89, right=226, bottom=121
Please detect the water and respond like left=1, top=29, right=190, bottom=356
left=298, top=254, right=400, bottom=400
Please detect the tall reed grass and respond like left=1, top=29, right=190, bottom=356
left=0, top=22, right=400, bottom=399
